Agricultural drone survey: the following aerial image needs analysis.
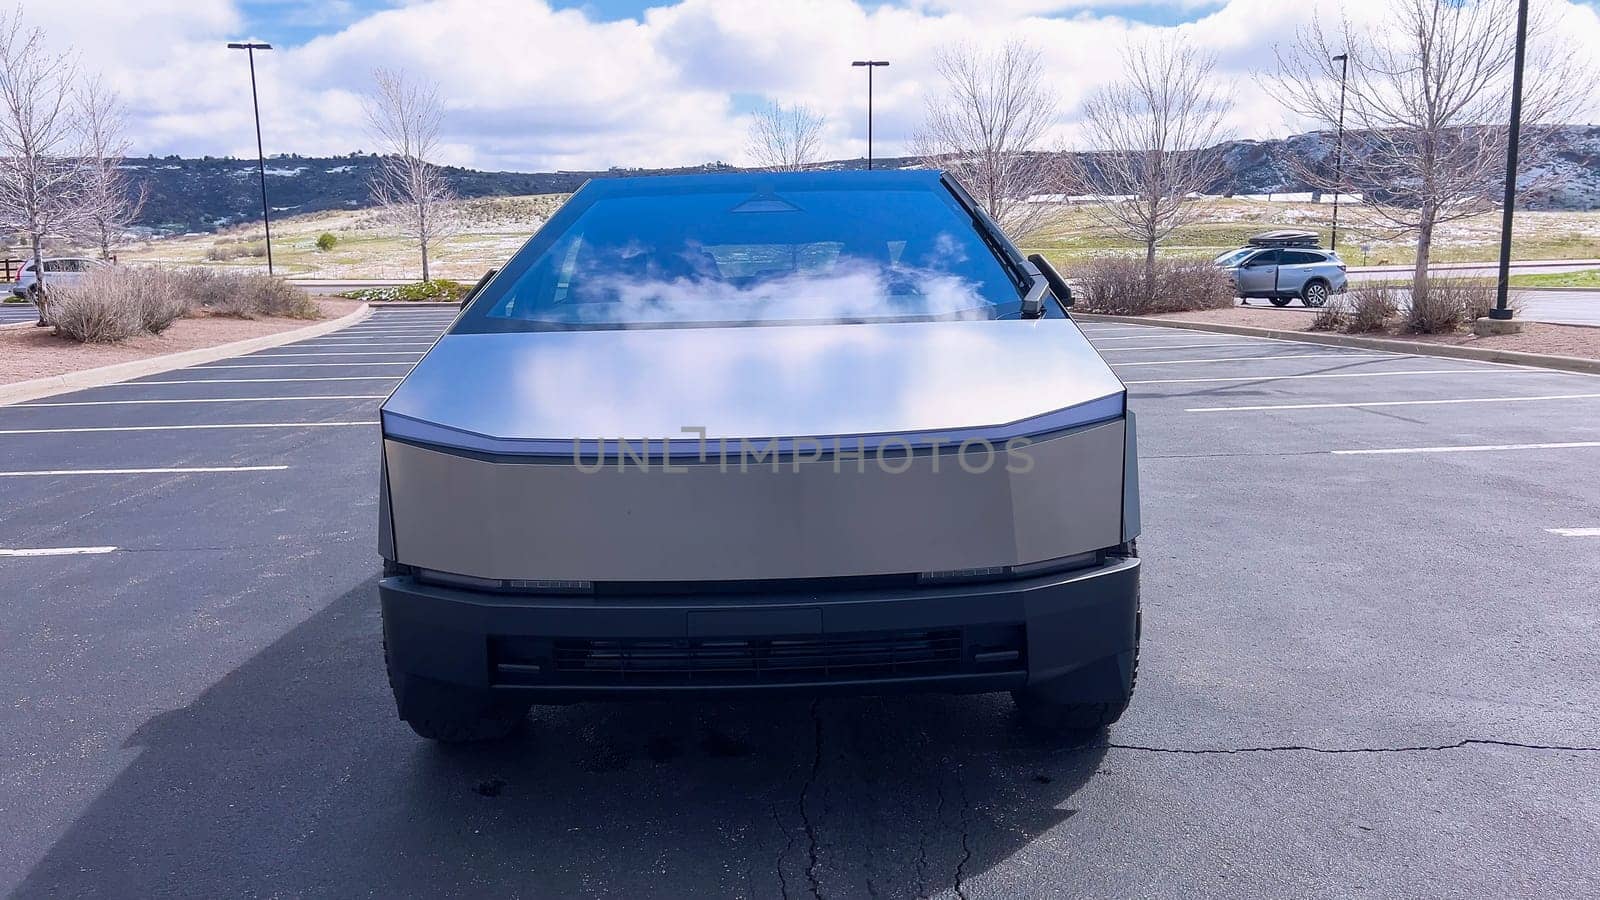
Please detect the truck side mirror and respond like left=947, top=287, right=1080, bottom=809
left=1027, top=253, right=1073, bottom=308
left=461, top=268, right=498, bottom=309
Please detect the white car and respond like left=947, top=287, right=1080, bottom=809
left=12, top=257, right=108, bottom=297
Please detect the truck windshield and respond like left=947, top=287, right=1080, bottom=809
left=453, top=175, right=1035, bottom=332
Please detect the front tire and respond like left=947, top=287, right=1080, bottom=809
left=1301, top=280, right=1330, bottom=307
left=1013, top=548, right=1140, bottom=735
left=1267, top=296, right=1293, bottom=307
left=385, top=641, right=528, bottom=743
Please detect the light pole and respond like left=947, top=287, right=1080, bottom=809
left=1490, top=0, right=1530, bottom=321
left=851, top=60, right=889, bottom=170
left=1330, top=52, right=1349, bottom=253
left=227, top=41, right=275, bottom=275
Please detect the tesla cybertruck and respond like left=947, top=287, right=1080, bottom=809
left=377, top=171, right=1141, bottom=742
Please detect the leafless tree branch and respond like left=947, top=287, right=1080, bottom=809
left=914, top=40, right=1062, bottom=239
left=75, top=75, right=145, bottom=260
left=0, top=10, right=88, bottom=321
left=1266, top=0, right=1594, bottom=299
left=364, top=67, right=458, bottom=282
left=746, top=103, right=826, bottom=172
left=1062, top=38, right=1233, bottom=285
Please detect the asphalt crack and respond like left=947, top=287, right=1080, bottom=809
left=771, top=804, right=794, bottom=900
left=950, top=760, right=974, bottom=900
left=1097, top=737, right=1600, bottom=756
left=799, top=698, right=825, bottom=899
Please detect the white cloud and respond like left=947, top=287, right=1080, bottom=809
left=18, top=0, right=1600, bottom=171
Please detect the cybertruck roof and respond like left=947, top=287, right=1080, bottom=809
left=382, top=170, right=1125, bottom=455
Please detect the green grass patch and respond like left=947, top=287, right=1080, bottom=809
left=1508, top=268, right=1600, bottom=289
left=338, top=279, right=466, bottom=302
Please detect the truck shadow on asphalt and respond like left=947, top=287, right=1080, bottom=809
left=18, top=577, right=1108, bottom=899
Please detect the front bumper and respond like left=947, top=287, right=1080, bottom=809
left=380, top=555, right=1139, bottom=703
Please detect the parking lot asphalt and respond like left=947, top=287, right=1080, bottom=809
left=0, top=299, right=38, bottom=326
left=2, top=309, right=1598, bottom=898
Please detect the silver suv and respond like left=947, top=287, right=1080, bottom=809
left=12, top=257, right=108, bottom=298
left=1215, top=246, right=1347, bottom=307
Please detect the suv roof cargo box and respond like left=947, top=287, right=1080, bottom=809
left=1246, top=230, right=1321, bottom=248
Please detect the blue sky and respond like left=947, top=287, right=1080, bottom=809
left=233, top=0, right=1231, bottom=46
left=37, top=0, right=1600, bottom=171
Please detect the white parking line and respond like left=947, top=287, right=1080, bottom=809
left=191, top=360, right=419, bottom=368
left=1114, top=352, right=1393, bottom=367
left=126, top=376, right=400, bottom=385
left=1089, top=334, right=1240, bottom=344
left=15, top=395, right=387, bottom=408
left=1188, top=392, right=1600, bottom=413
left=1099, top=342, right=1266, bottom=353
left=296, top=336, right=435, bottom=342
left=191, top=362, right=415, bottom=369
left=0, top=465, right=291, bottom=476
left=1333, top=441, right=1600, bottom=456
left=1125, top=369, right=1537, bottom=385
left=0, top=422, right=373, bottom=435
left=244, top=351, right=423, bottom=358
left=0, top=546, right=118, bottom=556
left=1546, top=527, right=1600, bottom=537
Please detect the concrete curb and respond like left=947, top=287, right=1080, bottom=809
left=0, top=303, right=373, bottom=407
left=1074, top=313, right=1600, bottom=377
left=366, top=301, right=460, bottom=308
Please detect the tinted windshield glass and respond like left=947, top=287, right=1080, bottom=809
left=1214, top=249, right=1253, bottom=267
left=455, top=175, right=1031, bottom=332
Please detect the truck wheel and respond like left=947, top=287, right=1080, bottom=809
left=1267, top=296, right=1292, bottom=307
left=1012, top=639, right=1139, bottom=734
left=1013, top=552, right=1140, bottom=736
left=384, top=641, right=528, bottom=743
left=1301, top=280, right=1330, bottom=307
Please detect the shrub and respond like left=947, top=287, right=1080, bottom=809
left=1313, top=281, right=1400, bottom=334
left=338, top=279, right=467, bottom=302
left=1403, top=277, right=1511, bottom=335
left=316, top=232, right=338, bottom=251
left=1071, top=256, right=1235, bottom=316
left=205, top=239, right=268, bottom=261
left=172, top=268, right=320, bottom=319
left=51, top=268, right=192, bottom=342
left=52, top=266, right=320, bottom=341
left=1347, top=281, right=1401, bottom=333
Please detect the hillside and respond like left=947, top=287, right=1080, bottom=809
left=123, top=126, right=1600, bottom=235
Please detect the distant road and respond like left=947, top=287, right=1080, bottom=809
left=1347, top=259, right=1600, bottom=281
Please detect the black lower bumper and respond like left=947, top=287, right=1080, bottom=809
left=380, top=556, right=1139, bottom=703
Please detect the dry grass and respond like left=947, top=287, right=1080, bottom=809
left=47, top=266, right=319, bottom=343
left=1312, top=281, right=1401, bottom=334
left=1071, top=257, right=1235, bottom=316
left=1404, top=277, right=1509, bottom=334
left=1306, top=277, right=1521, bottom=335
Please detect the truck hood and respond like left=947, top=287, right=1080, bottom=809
left=380, top=318, right=1124, bottom=455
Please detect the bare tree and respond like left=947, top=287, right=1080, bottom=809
left=915, top=41, right=1060, bottom=238
left=1064, top=39, right=1232, bottom=286
left=746, top=103, right=826, bottom=172
left=364, top=67, right=457, bottom=282
left=75, top=76, right=144, bottom=261
left=1269, top=0, right=1591, bottom=301
left=0, top=12, right=85, bottom=323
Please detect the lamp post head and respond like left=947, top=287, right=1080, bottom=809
left=1332, top=53, right=1347, bottom=61
left=227, top=42, right=273, bottom=50
left=851, top=60, right=890, bottom=67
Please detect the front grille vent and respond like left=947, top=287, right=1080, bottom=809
left=491, top=626, right=1024, bottom=687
